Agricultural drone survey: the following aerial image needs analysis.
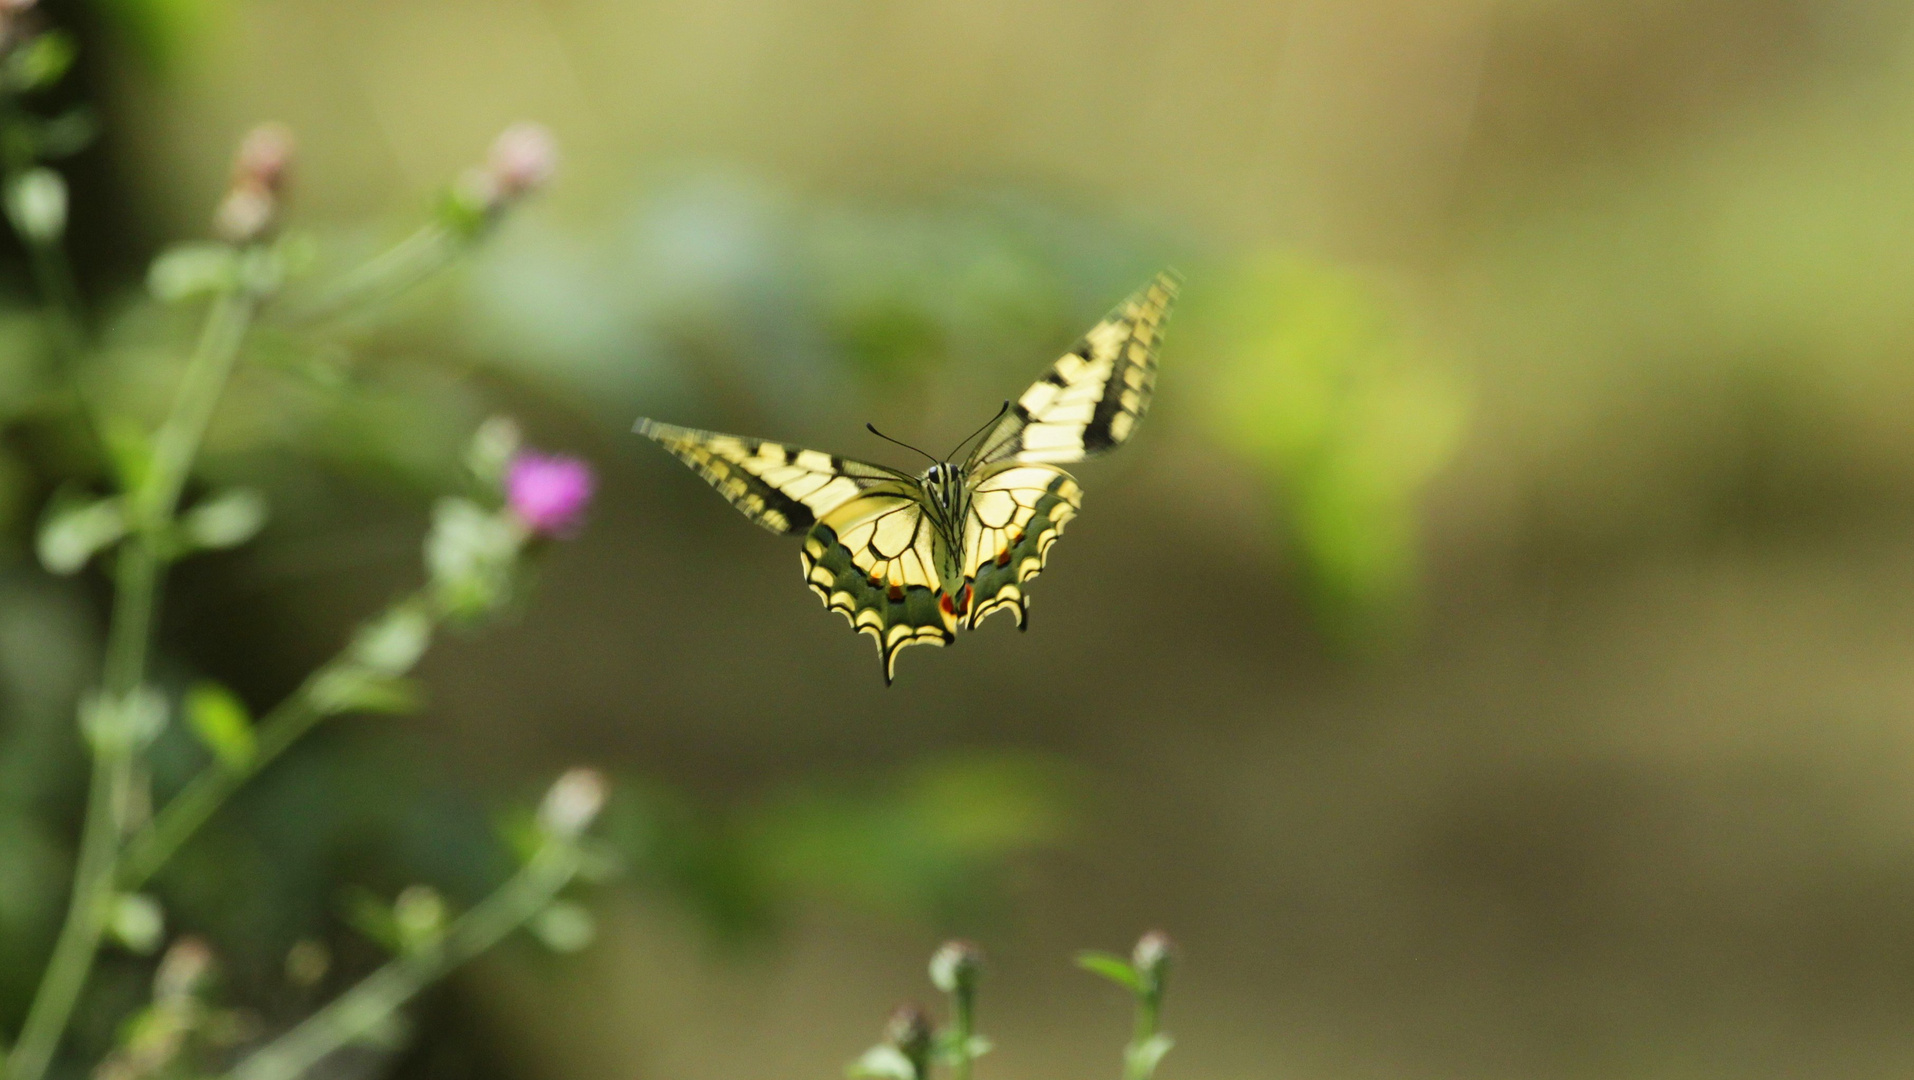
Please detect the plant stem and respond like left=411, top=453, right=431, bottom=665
left=5, top=286, right=258, bottom=1080
left=224, top=845, right=580, bottom=1080
left=950, top=984, right=975, bottom=1080
left=280, top=223, right=460, bottom=327
left=120, top=590, right=434, bottom=890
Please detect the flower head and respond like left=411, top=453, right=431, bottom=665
left=214, top=122, right=294, bottom=243
left=506, top=452, right=595, bottom=537
left=538, top=767, right=609, bottom=839
left=488, top=123, right=557, bottom=200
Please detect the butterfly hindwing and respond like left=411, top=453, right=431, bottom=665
left=635, top=419, right=904, bottom=534
left=969, top=271, right=1179, bottom=468
left=801, top=491, right=958, bottom=684
left=961, top=463, right=1083, bottom=630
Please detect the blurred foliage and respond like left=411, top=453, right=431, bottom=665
left=610, top=751, right=1076, bottom=940
left=1195, top=252, right=1470, bottom=639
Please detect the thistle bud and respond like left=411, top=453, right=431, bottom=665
left=214, top=123, right=294, bottom=243
left=1132, top=930, right=1175, bottom=996
left=154, top=936, right=215, bottom=1003
left=487, top=123, right=557, bottom=201
left=884, top=1002, right=933, bottom=1074
left=928, top=939, right=983, bottom=995
left=538, top=767, right=607, bottom=840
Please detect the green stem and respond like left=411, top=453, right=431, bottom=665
left=950, top=985, right=975, bottom=1080
left=118, top=685, right=322, bottom=890
left=120, top=590, right=434, bottom=890
left=5, top=285, right=258, bottom=1080
left=280, top=223, right=459, bottom=327
left=224, top=845, right=580, bottom=1080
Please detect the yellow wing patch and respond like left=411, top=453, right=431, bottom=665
left=961, top=464, right=1082, bottom=630
left=800, top=493, right=957, bottom=684
left=970, top=271, right=1178, bottom=467
left=635, top=419, right=901, bottom=534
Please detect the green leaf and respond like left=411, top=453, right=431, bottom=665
left=148, top=242, right=237, bottom=303
left=101, top=416, right=153, bottom=494
left=350, top=604, right=433, bottom=676
left=309, top=668, right=423, bottom=716
left=180, top=487, right=268, bottom=550
left=6, top=31, right=77, bottom=92
left=108, top=893, right=164, bottom=955
left=5, top=168, right=66, bottom=244
left=1075, top=951, right=1143, bottom=992
left=1125, top=1033, right=1175, bottom=1078
left=530, top=902, right=596, bottom=953
left=36, top=494, right=125, bottom=575
left=847, top=1045, right=917, bottom=1080
left=185, top=681, right=254, bottom=769
left=931, top=1033, right=993, bottom=1065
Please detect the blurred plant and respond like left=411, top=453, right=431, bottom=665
left=1197, top=251, right=1470, bottom=642
left=0, top=10, right=608, bottom=1080
left=850, top=933, right=1178, bottom=1080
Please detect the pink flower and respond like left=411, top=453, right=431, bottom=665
left=506, top=452, right=595, bottom=536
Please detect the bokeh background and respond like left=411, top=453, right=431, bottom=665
left=12, top=0, right=1914, bottom=1077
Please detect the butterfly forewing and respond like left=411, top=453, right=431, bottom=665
left=968, top=271, right=1179, bottom=468
left=635, top=419, right=906, bottom=534
left=801, top=493, right=958, bottom=684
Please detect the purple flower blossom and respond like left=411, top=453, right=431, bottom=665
left=506, top=452, right=595, bottom=537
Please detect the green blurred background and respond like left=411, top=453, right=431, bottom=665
left=15, top=0, right=1914, bottom=1077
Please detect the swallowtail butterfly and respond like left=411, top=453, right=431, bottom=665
left=636, top=271, right=1178, bottom=683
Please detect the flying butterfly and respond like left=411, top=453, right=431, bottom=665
left=635, top=271, right=1178, bottom=684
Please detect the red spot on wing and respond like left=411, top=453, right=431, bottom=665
left=887, top=583, right=904, bottom=601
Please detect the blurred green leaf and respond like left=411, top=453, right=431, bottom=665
left=1075, top=951, right=1142, bottom=992
left=1126, top=1033, right=1175, bottom=1077
left=529, top=901, right=595, bottom=953
left=184, top=681, right=253, bottom=770
left=36, top=493, right=125, bottom=575
left=847, top=1045, right=917, bottom=1080
left=309, top=668, right=423, bottom=716
left=90, top=0, right=233, bottom=72
left=1200, top=251, right=1470, bottom=639
left=148, top=243, right=238, bottom=303
left=5, top=31, right=77, bottom=93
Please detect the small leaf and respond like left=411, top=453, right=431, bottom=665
left=392, top=885, right=447, bottom=953
left=148, top=243, right=237, bottom=303
left=932, top=1033, right=994, bottom=1065
left=530, top=901, right=595, bottom=953
left=109, top=893, right=165, bottom=955
left=343, top=889, right=401, bottom=952
left=1075, top=951, right=1143, bottom=992
left=181, top=487, right=267, bottom=550
left=847, top=1045, right=916, bottom=1080
left=6, top=31, right=76, bottom=92
left=350, top=604, right=433, bottom=676
left=309, top=668, right=423, bottom=716
left=6, top=168, right=65, bottom=243
left=101, top=417, right=153, bottom=494
left=36, top=495, right=125, bottom=574
left=36, top=108, right=98, bottom=159
left=185, top=681, right=255, bottom=769
left=1125, top=1033, right=1175, bottom=1078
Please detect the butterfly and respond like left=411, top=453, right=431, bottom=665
left=635, top=271, right=1178, bottom=684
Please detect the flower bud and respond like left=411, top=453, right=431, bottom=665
left=1132, top=930, right=1175, bottom=994
left=884, top=1003, right=934, bottom=1060
left=154, top=936, right=215, bottom=1002
left=928, top=939, right=983, bottom=995
left=214, top=123, right=293, bottom=243
left=487, top=123, right=557, bottom=201
left=538, top=767, right=607, bottom=840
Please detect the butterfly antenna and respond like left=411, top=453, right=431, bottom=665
left=945, top=400, right=1012, bottom=462
left=865, top=422, right=940, bottom=466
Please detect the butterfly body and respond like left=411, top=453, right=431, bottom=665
left=637, top=271, right=1177, bottom=684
